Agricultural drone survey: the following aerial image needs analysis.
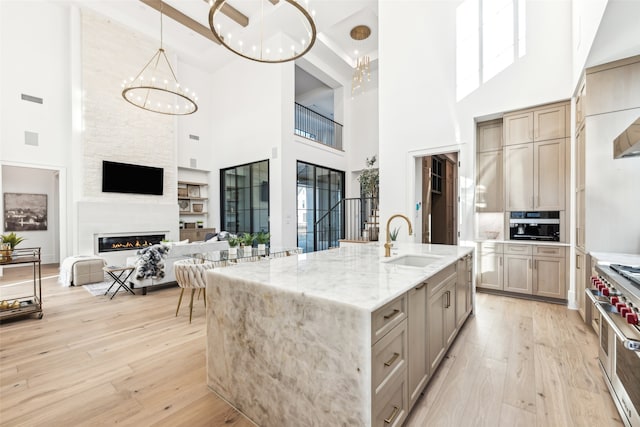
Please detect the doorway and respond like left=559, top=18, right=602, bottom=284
left=421, top=153, right=458, bottom=244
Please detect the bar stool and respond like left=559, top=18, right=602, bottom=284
left=174, top=259, right=222, bottom=323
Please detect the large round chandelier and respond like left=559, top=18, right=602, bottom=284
left=122, top=6, right=198, bottom=115
left=208, top=0, right=317, bottom=64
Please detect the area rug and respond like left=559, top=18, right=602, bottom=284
left=83, top=280, right=116, bottom=296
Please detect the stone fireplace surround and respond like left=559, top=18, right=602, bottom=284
left=78, top=201, right=178, bottom=266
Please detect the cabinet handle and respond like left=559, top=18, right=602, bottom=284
left=499, top=256, right=502, bottom=266
left=384, top=406, right=400, bottom=424
left=529, top=259, right=532, bottom=269
left=415, top=283, right=426, bottom=290
left=576, top=254, right=581, bottom=268
left=534, top=259, right=537, bottom=269
left=383, top=309, right=399, bottom=320
left=384, top=352, right=400, bottom=367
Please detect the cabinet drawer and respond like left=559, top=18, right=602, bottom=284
left=504, top=244, right=533, bottom=255
left=372, top=295, right=406, bottom=344
left=372, top=319, right=407, bottom=398
left=480, top=242, right=503, bottom=254
left=373, top=367, right=408, bottom=427
left=533, top=245, right=564, bottom=257
left=427, top=264, right=457, bottom=297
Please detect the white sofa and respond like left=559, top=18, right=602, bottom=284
left=126, top=240, right=229, bottom=294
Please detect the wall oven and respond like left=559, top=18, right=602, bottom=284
left=587, top=264, right=640, bottom=427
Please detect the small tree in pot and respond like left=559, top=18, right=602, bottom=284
left=357, top=156, right=379, bottom=200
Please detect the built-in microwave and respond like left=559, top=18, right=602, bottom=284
left=509, top=211, right=560, bottom=241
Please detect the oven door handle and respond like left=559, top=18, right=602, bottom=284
left=593, top=301, right=640, bottom=352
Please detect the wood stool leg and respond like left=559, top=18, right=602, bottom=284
left=176, top=288, right=185, bottom=317
left=189, top=289, right=196, bottom=323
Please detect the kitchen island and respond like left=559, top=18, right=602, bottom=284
left=205, top=243, right=474, bottom=426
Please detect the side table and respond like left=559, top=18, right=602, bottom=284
left=103, top=266, right=135, bottom=299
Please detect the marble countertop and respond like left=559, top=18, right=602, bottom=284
left=209, top=243, right=473, bottom=312
left=590, top=251, right=640, bottom=266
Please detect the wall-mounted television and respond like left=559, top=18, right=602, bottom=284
left=102, top=161, right=164, bottom=196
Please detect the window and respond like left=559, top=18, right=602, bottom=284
left=456, top=0, right=526, bottom=100
left=296, top=161, right=345, bottom=253
left=221, top=160, right=269, bottom=235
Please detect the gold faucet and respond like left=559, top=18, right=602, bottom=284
left=384, top=214, right=413, bottom=257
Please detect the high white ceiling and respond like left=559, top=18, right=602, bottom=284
left=77, top=0, right=379, bottom=82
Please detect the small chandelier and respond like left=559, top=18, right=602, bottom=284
left=352, top=56, right=371, bottom=96
left=350, top=25, right=372, bottom=96
left=208, top=0, right=317, bottom=64
left=122, top=4, right=198, bottom=115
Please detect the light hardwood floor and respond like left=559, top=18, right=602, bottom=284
left=0, top=266, right=623, bottom=426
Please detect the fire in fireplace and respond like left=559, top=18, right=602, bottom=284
left=98, top=234, right=165, bottom=253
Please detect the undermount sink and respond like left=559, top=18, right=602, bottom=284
left=383, top=254, right=443, bottom=268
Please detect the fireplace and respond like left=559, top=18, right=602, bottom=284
left=97, top=234, right=166, bottom=253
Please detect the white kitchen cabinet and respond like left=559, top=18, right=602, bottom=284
left=477, top=242, right=503, bottom=291
left=505, top=138, right=565, bottom=211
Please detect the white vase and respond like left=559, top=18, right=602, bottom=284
left=258, top=243, right=266, bottom=254
left=229, top=247, right=237, bottom=259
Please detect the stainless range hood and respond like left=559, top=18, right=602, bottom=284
left=613, top=117, right=640, bottom=158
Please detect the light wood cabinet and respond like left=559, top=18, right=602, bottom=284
left=372, top=319, right=408, bottom=402
left=373, top=371, right=408, bottom=427
left=575, top=248, right=587, bottom=321
left=533, top=138, right=566, bottom=210
left=533, top=254, right=566, bottom=299
left=407, top=282, right=428, bottom=409
left=503, top=244, right=566, bottom=299
left=477, top=242, right=503, bottom=290
left=505, top=139, right=565, bottom=211
left=504, top=253, right=533, bottom=294
left=476, top=150, right=503, bottom=212
left=456, top=254, right=473, bottom=328
left=477, top=119, right=503, bottom=152
left=427, top=271, right=457, bottom=373
left=504, top=111, right=533, bottom=145
left=533, top=104, right=566, bottom=141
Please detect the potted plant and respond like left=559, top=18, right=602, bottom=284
left=1, top=232, right=25, bottom=261
left=228, top=235, right=239, bottom=258
left=255, top=231, right=270, bottom=254
left=239, top=233, right=254, bottom=257
left=389, top=226, right=399, bottom=249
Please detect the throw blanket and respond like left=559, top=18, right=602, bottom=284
left=59, top=255, right=106, bottom=287
left=135, top=244, right=170, bottom=280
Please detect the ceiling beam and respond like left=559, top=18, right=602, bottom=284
left=140, top=0, right=220, bottom=44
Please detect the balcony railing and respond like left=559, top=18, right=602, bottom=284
left=294, top=103, right=343, bottom=150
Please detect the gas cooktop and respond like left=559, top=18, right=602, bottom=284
left=610, top=264, right=640, bottom=287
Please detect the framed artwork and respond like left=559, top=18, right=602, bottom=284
left=187, top=185, right=200, bottom=198
left=4, top=193, right=48, bottom=231
left=178, top=199, right=190, bottom=212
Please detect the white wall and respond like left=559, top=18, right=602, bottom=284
left=1, top=166, right=59, bottom=264
left=571, top=0, right=608, bottom=87
left=378, top=0, right=573, bottom=244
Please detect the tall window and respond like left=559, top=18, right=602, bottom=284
left=456, top=0, right=526, bottom=100
left=221, top=160, right=269, bottom=235
left=296, top=161, right=344, bottom=253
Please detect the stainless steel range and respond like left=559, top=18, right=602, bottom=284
left=587, top=263, right=640, bottom=427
